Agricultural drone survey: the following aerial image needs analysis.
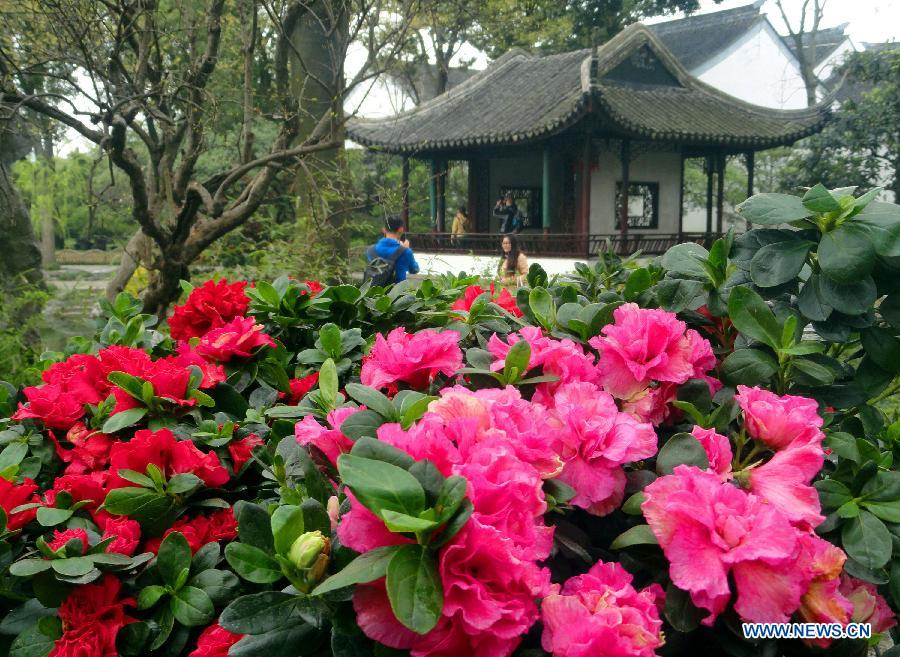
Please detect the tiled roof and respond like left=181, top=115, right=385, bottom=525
left=648, top=1, right=765, bottom=70
left=783, top=25, right=850, bottom=68
left=347, top=24, right=831, bottom=154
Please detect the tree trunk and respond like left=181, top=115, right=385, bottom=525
left=290, top=0, right=349, bottom=278
left=37, top=130, right=56, bottom=266
left=0, top=161, right=44, bottom=287
left=106, top=229, right=151, bottom=301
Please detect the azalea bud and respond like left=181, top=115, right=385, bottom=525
left=287, top=531, right=330, bottom=571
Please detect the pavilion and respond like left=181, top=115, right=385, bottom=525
left=346, top=24, right=831, bottom=258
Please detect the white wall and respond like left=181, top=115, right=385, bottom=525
left=691, top=20, right=809, bottom=109
left=590, top=146, right=682, bottom=234
left=414, top=252, right=582, bottom=278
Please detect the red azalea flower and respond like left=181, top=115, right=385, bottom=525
left=144, top=508, right=237, bottom=554
left=170, top=344, right=227, bottom=389
left=168, top=279, right=250, bottom=341
left=0, top=477, right=40, bottom=530
left=51, top=422, right=114, bottom=474
left=108, top=428, right=229, bottom=490
left=49, top=472, right=109, bottom=513
left=41, top=354, right=108, bottom=406
left=188, top=623, right=243, bottom=657
left=228, top=434, right=265, bottom=471
left=450, top=283, right=522, bottom=317
left=96, top=514, right=141, bottom=556
left=47, top=528, right=90, bottom=554
left=48, top=575, right=135, bottom=657
left=304, top=280, right=324, bottom=294
left=281, top=373, right=319, bottom=405
left=195, top=316, right=275, bottom=363
left=12, top=383, right=86, bottom=430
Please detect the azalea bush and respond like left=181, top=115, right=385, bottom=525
left=0, top=184, right=899, bottom=657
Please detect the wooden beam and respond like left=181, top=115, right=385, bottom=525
left=467, top=159, right=478, bottom=233
left=716, top=153, right=725, bottom=234
left=401, top=157, right=410, bottom=229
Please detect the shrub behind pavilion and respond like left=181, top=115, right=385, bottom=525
left=0, top=184, right=898, bottom=657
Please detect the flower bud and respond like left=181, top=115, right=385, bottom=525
left=287, top=531, right=330, bottom=571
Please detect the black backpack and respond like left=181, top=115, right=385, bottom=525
left=363, top=245, right=407, bottom=286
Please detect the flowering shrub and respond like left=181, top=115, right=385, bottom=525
left=0, top=184, right=898, bottom=657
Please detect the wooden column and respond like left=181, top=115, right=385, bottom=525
left=542, top=148, right=551, bottom=234
left=579, top=137, right=592, bottom=242
left=745, top=151, right=755, bottom=231
left=715, top=153, right=726, bottom=235
left=401, top=157, right=410, bottom=229
left=429, top=159, right=438, bottom=230
left=437, top=160, right=447, bottom=232
left=467, top=158, right=478, bottom=233
left=705, top=155, right=714, bottom=237
left=618, top=139, right=631, bottom=254
left=677, top=153, right=685, bottom=237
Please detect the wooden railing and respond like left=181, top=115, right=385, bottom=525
left=406, top=232, right=722, bottom=258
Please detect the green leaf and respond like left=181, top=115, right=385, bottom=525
left=802, top=183, right=843, bottom=213
left=841, top=510, right=892, bottom=569
left=312, top=545, right=401, bottom=596
left=749, top=240, right=813, bottom=287
left=189, top=569, right=240, bottom=606
left=737, top=193, right=810, bottom=225
left=219, top=591, right=300, bottom=635
left=102, top=487, right=174, bottom=524
left=138, top=585, right=167, bottom=610
left=864, top=500, right=900, bottom=523
left=271, top=505, right=305, bottom=556
left=229, top=626, right=316, bottom=657
left=385, top=545, right=443, bottom=634
left=610, top=524, right=659, bottom=549
left=823, top=433, right=860, bottom=462
left=623, top=268, right=652, bottom=301
left=234, top=501, right=275, bottom=552
left=166, top=473, right=203, bottom=495
left=528, top=288, right=554, bottom=328
left=721, top=349, right=778, bottom=386
left=818, top=223, right=876, bottom=283
left=380, top=510, right=438, bottom=534
left=656, top=433, right=709, bottom=475
left=50, top=557, right=95, bottom=577
left=318, top=359, right=339, bottom=408
left=9, top=559, right=52, bottom=577
left=655, top=278, right=705, bottom=313
left=727, top=287, right=781, bottom=349
left=338, top=410, right=384, bottom=442
left=224, top=543, right=282, bottom=583
left=337, top=454, right=426, bottom=517
left=503, top=340, right=532, bottom=382
left=101, top=408, right=147, bottom=434
left=664, top=583, right=705, bottom=633
left=661, top=243, right=709, bottom=278
left=433, top=476, right=467, bottom=525
left=816, top=274, right=876, bottom=316
left=36, top=507, right=73, bottom=527
left=9, top=617, right=61, bottom=657
left=861, top=471, right=900, bottom=502
left=861, top=328, right=900, bottom=374
left=157, top=532, right=192, bottom=589
left=0, top=442, right=28, bottom=472
left=855, top=201, right=900, bottom=257
left=349, top=436, right=415, bottom=470
left=344, top=384, right=397, bottom=420
left=171, top=586, right=215, bottom=627
left=622, top=491, right=646, bottom=515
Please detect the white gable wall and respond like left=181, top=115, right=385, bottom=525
left=690, top=20, right=809, bottom=109
left=590, top=147, right=682, bottom=234
left=816, top=38, right=856, bottom=86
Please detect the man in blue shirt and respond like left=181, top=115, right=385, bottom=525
left=367, top=215, right=420, bottom=283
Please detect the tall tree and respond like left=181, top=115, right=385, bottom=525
left=780, top=47, right=900, bottom=201
left=774, top=0, right=826, bottom=107
left=1, top=0, right=417, bottom=315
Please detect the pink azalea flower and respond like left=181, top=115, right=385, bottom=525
left=735, top=386, right=824, bottom=451
left=361, top=328, right=463, bottom=391
left=797, top=537, right=852, bottom=646
left=690, top=425, right=733, bottom=479
left=551, top=382, right=657, bottom=516
left=456, top=441, right=553, bottom=561
left=839, top=574, right=898, bottom=634
left=642, top=466, right=806, bottom=624
left=336, top=490, right=414, bottom=554
left=195, top=316, right=275, bottom=363
left=541, top=560, right=664, bottom=657
left=294, top=406, right=360, bottom=466
left=439, top=518, right=551, bottom=642
left=487, top=328, right=599, bottom=390
left=589, top=304, right=714, bottom=400
left=747, top=442, right=825, bottom=529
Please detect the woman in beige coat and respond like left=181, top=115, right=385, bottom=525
left=498, top=234, right=528, bottom=286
